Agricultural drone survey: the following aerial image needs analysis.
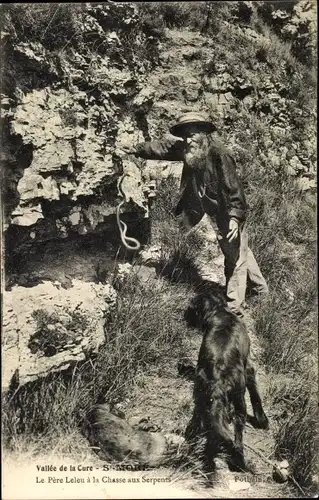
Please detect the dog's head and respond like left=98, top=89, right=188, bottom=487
left=184, top=290, right=227, bottom=329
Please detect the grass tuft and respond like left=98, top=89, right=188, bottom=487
left=2, top=269, right=193, bottom=451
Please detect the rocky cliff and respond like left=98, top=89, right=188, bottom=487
left=2, top=3, right=162, bottom=284
left=1, top=1, right=316, bottom=389
left=2, top=2, right=316, bottom=275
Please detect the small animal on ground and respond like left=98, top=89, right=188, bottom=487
left=184, top=288, right=269, bottom=472
left=85, top=403, right=183, bottom=467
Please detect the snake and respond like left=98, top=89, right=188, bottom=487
left=116, top=174, right=141, bottom=251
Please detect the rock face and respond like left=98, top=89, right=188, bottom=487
left=1, top=2, right=316, bottom=391
left=2, top=3, right=161, bottom=272
left=3, top=2, right=316, bottom=268
left=2, top=280, right=117, bottom=390
left=5, top=86, right=149, bottom=248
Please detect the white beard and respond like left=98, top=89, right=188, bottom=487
left=184, top=143, right=208, bottom=171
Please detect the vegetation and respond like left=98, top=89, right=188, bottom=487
left=28, top=309, right=89, bottom=357
left=248, top=174, right=317, bottom=490
left=205, top=11, right=317, bottom=486
left=2, top=0, right=317, bottom=495
left=150, top=175, right=206, bottom=286
left=2, top=269, right=193, bottom=450
left=2, top=3, right=163, bottom=97
left=139, top=3, right=316, bottom=490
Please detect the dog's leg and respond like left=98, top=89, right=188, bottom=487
left=246, top=359, right=269, bottom=430
left=185, top=370, right=207, bottom=441
left=204, top=394, right=234, bottom=472
left=231, top=388, right=248, bottom=472
left=185, top=408, right=202, bottom=441
left=209, top=424, right=243, bottom=473
left=204, top=431, right=218, bottom=472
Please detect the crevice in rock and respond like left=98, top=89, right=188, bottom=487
left=232, top=85, right=254, bottom=100
left=70, top=137, right=78, bottom=162
left=37, top=163, right=80, bottom=181
left=40, top=195, right=74, bottom=220
left=4, top=215, right=150, bottom=290
left=3, top=43, right=59, bottom=98
left=1, top=120, right=34, bottom=220
left=134, top=110, right=151, bottom=141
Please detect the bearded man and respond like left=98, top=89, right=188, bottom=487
left=125, top=112, right=268, bottom=318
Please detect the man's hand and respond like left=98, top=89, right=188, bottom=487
left=227, top=218, right=239, bottom=242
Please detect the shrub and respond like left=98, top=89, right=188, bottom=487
left=28, top=309, right=89, bottom=357
left=86, top=3, right=164, bottom=71
left=267, top=374, right=318, bottom=491
left=3, top=4, right=84, bottom=51
left=151, top=175, right=180, bottom=226
left=150, top=175, right=206, bottom=285
left=251, top=234, right=317, bottom=489
left=2, top=270, right=192, bottom=449
left=136, top=2, right=227, bottom=33
left=254, top=268, right=316, bottom=373
left=256, top=0, right=316, bottom=66
left=2, top=3, right=164, bottom=80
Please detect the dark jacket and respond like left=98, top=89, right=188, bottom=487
left=134, top=136, right=247, bottom=231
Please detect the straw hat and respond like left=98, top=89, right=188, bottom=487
left=170, top=112, right=216, bottom=137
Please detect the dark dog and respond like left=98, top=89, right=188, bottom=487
left=184, top=290, right=269, bottom=472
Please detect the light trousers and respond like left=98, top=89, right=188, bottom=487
left=177, top=212, right=268, bottom=317
left=217, top=224, right=268, bottom=317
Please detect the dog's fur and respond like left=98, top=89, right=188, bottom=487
left=184, top=290, right=269, bottom=472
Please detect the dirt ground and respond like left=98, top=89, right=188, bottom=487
left=2, top=307, right=295, bottom=500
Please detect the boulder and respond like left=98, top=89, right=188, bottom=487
left=132, top=87, right=155, bottom=112
left=182, top=47, right=202, bottom=61
left=13, top=42, right=58, bottom=80
left=115, top=116, right=144, bottom=156
left=2, top=280, right=117, bottom=390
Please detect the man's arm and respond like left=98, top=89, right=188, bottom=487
left=132, top=136, right=185, bottom=161
left=219, top=152, right=247, bottom=224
